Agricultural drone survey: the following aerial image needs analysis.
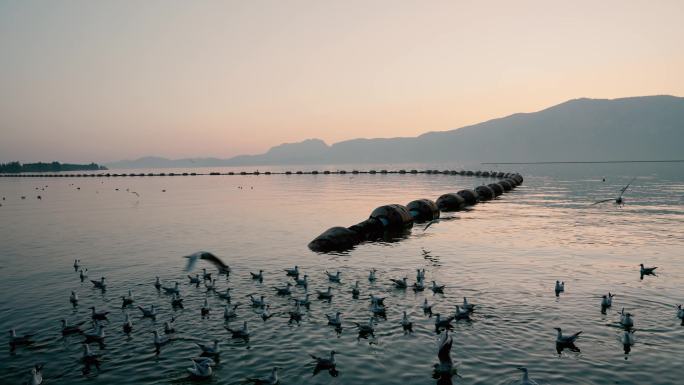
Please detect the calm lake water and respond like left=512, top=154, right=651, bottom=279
left=1, top=162, right=683, bottom=385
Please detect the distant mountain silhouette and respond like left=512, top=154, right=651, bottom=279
left=107, top=95, right=684, bottom=168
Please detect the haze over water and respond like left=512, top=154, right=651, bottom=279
left=1, top=162, right=683, bottom=385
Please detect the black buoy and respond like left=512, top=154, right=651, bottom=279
left=498, top=180, right=513, bottom=191
left=308, top=227, right=360, bottom=252
left=369, top=204, right=413, bottom=230
left=474, top=185, right=495, bottom=201
left=456, top=189, right=479, bottom=205
left=407, top=199, right=440, bottom=222
left=435, top=193, right=466, bottom=212
left=487, top=183, right=504, bottom=196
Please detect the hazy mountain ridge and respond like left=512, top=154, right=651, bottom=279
left=106, top=95, right=684, bottom=168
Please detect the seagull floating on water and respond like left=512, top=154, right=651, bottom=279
left=284, top=266, right=299, bottom=277
left=164, top=316, right=176, bottom=334
left=184, top=251, right=230, bottom=274
left=9, top=329, right=34, bottom=348
left=368, top=268, right=377, bottom=282
left=326, top=312, right=342, bottom=327
left=202, top=268, right=212, bottom=281
left=79, top=268, right=87, bottom=281
left=225, top=321, right=250, bottom=339
left=461, top=297, right=476, bottom=312
left=171, top=293, right=184, bottom=308
left=224, top=304, right=239, bottom=320
left=295, top=274, right=308, bottom=287
left=554, top=327, right=582, bottom=344
left=422, top=298, right=433, bottom=315
left=351, top=281, right=360, bottom=297
left=26, top=364, right=43, bottom=385
left=289, top=302, right=305, bottom=323
left=249, top=295, right=267, bottom=308
left=61, top=319, right=86, bottom=335
left=416, top=268, right=426, bottom=281
left=201, top=298, right=211, bottom=316
left=187, top=357, right=214, bottom=379
left=162, top=282, right=180, bottom=295
left=205, top=278, right=217, bottom=292
left=354, top=317, right=375, bottom=336
left=89, top=306, right=109, bottom=321
left=326, top=271, right=341, bottom=283
left=84, top=324, right=105, bottom=343
left=620, top=308, right=634, bottom=328
left=73, top=259, right=80, bottom=270
left=401, top=311, right=413, bottom=332
left=70, top=291, right=79, bottom=307
left=152, top=330, right=170, bottom=351
left=431, top=281, right=445, bottom=293
left=250, top=270, right=264, bottom=281
left=310, top=350, right=336, bottom=369
left=273, top=282, right=292, bottom=295
left=261, top=305, right=273, bottom=321
left=293, top=294, right=311, bottom=308
left=246, top=367, right=280, bottom=385
left=516, top=367, right=539, bottom=385
left=391, top=277, right=408, bottom=289
left=621, top=329, right=635, bottom=346
left=554, top=280, right=564, bottom=296
left=197, top=339, right=220, bottom=357
left=217, top=288, right=232, bottom=301
left=434, top=313, right=454, bottom=330
left=121, top=289, right=134, bottom=308
left=454, top=305, right=471, bottom=320
left=123, top=311, right=133, bottom=333
left=154, top=276, right=162, bottom=290
left=317, top=287, right=334, bottom=300
left=412, top=279, right=426, bottom=292
left=371, top=301, right=386, bottom=315
left=188, top=274, right=201, bottom=285
left=677, top=304, right=684, bottom=320
left=640, top=264, right=657, bottom=276
left=138, top=304, right=157, bottom=319
left=91, top=276, right=106, bottom=290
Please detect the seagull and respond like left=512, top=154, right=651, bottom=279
left=162, top=282, right=180, bottom=295
left=295, top=274, right=308, bottom=287
left=310, top=350, right=336, bottom=369
left=26, top=364, right=43, bottom=385
left=326, top=312, right=342, bottom=327
left=434, top=313, right=454, bottom=330
left=677, top=304, right=684, bottom=320
left=188, top=274, right=201, bottom=285
left=225, top=321, right=250, bottom=339
left=82, top=343, right=101, bottom=365
left=640, top=264, right=657, bottom=275
left=351, top=281, right=360, bottom=297
left=152, top=330, right=170, bottom=350
left=164, top=316, right=176, bottom=334
left=368, top=268, right=377, bottom=282
left=431, top=281, right=445, bottom=293
left=592, top=177, right=636, bottom=206
left=187, top=357, right=214, bottom=379
left=422, top=298, right=433, bottom=315
left=138, top=304, right=157, bottom=319
left=217, top=288, right=232, bottom=301
left=84, top=324, right=105, bottom=343
left=391, top=277, right=408, bottom=289
left=154, top=276, right=162, bottom=290
left=202, top=268, right=212, bottom=281
left=246, top=367, right=280, bottom=385
left=205, top=279, right=217, bottom=292
left=293, top=293, right=311, bottom=308
left=416, top=268, right=426, bottom=281
left=70, top=291, right=79, bottom=307
left=516, top=367, right=539, bottom=385
left=461, top=297, right=476, bottom=312
left=61, top=319, right=86, bottom=335
left=250, top=270, right=264, bottom=281
left=289, top=302, right=305, bottom=323
left=197, top=339, right=220, bottom=357
left=79, top=268, right=88, bottom=281
left=184, top=251, right=230, bottom=274
left=601, top=292, right=615, bottom=308
left=354, top=317, right=375, bottom=336
left=284, top=266, right=299, bottom=277
left=273, top=282, right=292, bottom=295
left=317, top=287, right=334, bottom=300
left=89, top=306, right=109, bottom=321
left=123, top=311, right=133, bottom=333
left=249, top=295, right=267, bottom=308
left=73, top=259, right=80, bottom=270
left=412, top=279, right=426, bottom=292
left=171, top=293, right=184, bottom=308
left=454, top=305, right=471, bottom=320
left=401, top=311, right=413, bottom=332
left=371, top=301, right=386, bottom=315
left=620, top=308, right=634, bottom=328
left=433, top=331, right=455, bottom=376
left=554, top=327, right=582, bottom=344
left=554, top=280, right=564, bottom=296
left=201, top=298, right=211, bottom=316
left=369, top=294, right=386, bottom=305
left=9, top=329, right=34, bottom=348
left=261, top=305, right=273, bottom=321
left=121, top=289, right=135, bottom=307
left=91, top=277, right=106, bottom=290
left=224, top=304, right=239, bottom=320
left=326, top=271, right=341, bottom=283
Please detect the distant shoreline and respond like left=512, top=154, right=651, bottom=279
left=0, top=161, right=107, bottom=173
left=481, top=160, right=684, bottom=165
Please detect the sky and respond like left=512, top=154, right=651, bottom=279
left=1, top=0, right=683, bottom=163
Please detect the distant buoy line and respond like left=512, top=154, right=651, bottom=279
left=308, top=170, right=523, bottom=252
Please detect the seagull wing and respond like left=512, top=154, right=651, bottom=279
left=591, top=198, right=614, bottom=205
left=184, top=253, right=200, bottom=272
left=201, top=252, right=229, bottom=271
left=619, top=177, right=636, bottom=198
left=423, top=220, right=437, bottom=231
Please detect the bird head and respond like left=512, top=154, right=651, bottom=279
left=553, top=327, right=561, bottom=331
left=517, top=367, right=528, bottom=372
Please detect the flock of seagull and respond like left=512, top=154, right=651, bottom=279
left=8, top=250, right=682, bottom=385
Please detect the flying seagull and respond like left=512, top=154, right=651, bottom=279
left=184, top=251, right=230, bottom=274
left=592, top=177, right=636, bottom=205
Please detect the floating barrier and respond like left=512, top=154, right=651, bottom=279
left=308, top=170, right=523, bottom=252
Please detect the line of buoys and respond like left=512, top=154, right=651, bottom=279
left=0, top=169, right=524, bottom=180
left=308, top=171, right=523, bottom=252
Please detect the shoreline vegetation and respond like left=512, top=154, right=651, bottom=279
left=0, top=161, right=107, bottom=173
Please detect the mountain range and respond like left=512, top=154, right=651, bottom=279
left=106, top=95, right=684, bottom=168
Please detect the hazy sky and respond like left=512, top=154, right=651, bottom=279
left=1, top=1, right=683, bottom=163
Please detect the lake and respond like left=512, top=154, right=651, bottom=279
left=1, top=162, right=683, bottom=385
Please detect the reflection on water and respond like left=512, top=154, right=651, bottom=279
left=0, top=162, right=683, bottom=385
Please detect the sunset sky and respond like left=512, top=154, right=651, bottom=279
left=1, top=0, right=683, bottom=163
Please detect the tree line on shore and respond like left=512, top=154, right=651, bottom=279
left=0, top=161, right=107, bottom=173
